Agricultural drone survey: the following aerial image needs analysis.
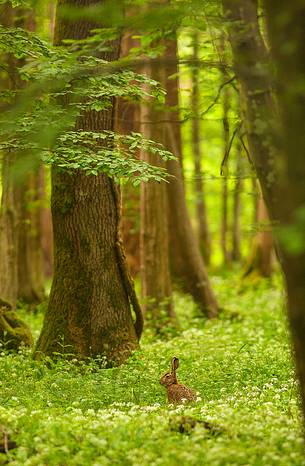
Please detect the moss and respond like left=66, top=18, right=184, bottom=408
left=0, top=310, right=33, bottom=350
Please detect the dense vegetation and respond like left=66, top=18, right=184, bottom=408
left=1, top=274, right=304, bottom=465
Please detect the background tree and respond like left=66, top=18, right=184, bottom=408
left=0, top=3, right=45, bottom=307
left=231, top=144, right=242, bottom=262
left=140, top=53, right=177, bottom=332
left=263, top=0, right=305, bottom=424
left=243, top=184, right=273, bottom=279
left=164, top=34, right=219, bottom=318
left=117, top=24, right=141, bottom=277
left=222, top=0, right=305, bottom=424
left=191, top=31, right=211, bottom=265
left=220, top=82, right=231, bottom=265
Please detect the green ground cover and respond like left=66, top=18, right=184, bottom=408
left=0, top=273, right=304, bottom=465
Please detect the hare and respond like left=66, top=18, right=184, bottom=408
left=160, top=357, right=197, bottom=404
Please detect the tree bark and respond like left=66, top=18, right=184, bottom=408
left=0, top=158, right=19, bottom=307
left=140, top=58, right=177, bottom=332
left=191, top=32, right=211, bottom=265
left=222, top=0, right=278, bottom=213
left=117, top=29, right=141, bottom=277
left=164, top=36, right=219, bottom=318
left=35, top=0, right=142, bottom=364
left=0, top=5, right=21, bottom=307
left=39, top=167, right=53, bottom=278
left=16, top=173, right=46, bottom=304
left=243, top=188, right=273, bottom=278
left=231, top=146, right=242, bottom=262
left=0, top=5, right=46, bottom=307
left=223, top=0, right=305, bottom=423
left=263, top=0, right=305, bottom=424
left=221, top=83, right=231, bottom=265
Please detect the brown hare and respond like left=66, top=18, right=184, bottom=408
left=160, top=357, right=197, bottom=404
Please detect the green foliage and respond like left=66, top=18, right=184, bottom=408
left=0, top=0, right=30, bottom=6
left=0, top=25, right=50, bottom=58
left=0, top=16, right=172, bottom=184
left=0, top=274, right=303, bottom=465
left=44, top=131, right=174, bottom=184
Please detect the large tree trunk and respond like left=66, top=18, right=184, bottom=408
left=223, top=0, right=305, bottom=423
left=263, top=0, right=305, bottom=424
left=140, top=61, right=177, bottom=332
left=191, top=32, right=211, bottom=265
left=164, top=36, right=219, bottom=318
left=35, top=0, right=142, bottom=364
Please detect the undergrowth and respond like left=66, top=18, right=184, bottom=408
left=0, top=273, right=304, bottom=465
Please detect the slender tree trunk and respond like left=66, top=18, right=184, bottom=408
left=220, top=57, right=231, bottom=265
left=231, top=146, right=242, bottom=262
left=117, top=30, right=141, bottom=277
left=221, top=177, right=230, bottom=264
left=0, top=4, right=34, bottom=344
left=164, top=36, right=219, bottom=318
left=28, top=172, right=45, bottom=298
left=191, top=32, right=211, bottom=265
left=223, top=0, right=305, bottom=423
left=35, top=0, right=142, bottom=364
left=0, top=158, right=18, bottom=307
left=0, top=6, right=45, bottom=306
left=0, top=5, right=20, bottom=307
left=16, top=173, right=45, bottom=304
left=243, top=188, right=273, bottom=278
left=39, top=168, right=53, bottom=277
left=17, top=10, right=45, bottom=306
left=140, top=60, right=177, bottom=331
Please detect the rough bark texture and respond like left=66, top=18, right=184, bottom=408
left=191, top=33, right=211, bottom=265
left=140, top=60, right=177, bottom=331
left=222, top=0, right=278, bottom=213
left=35, top=0, right=142, bottom=364
left=164, top=37, right=219, bottom=318
left=223, top=0, right=305, bottom=423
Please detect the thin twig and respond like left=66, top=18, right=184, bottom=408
left=200, top=75, right=236, bottom=117
left=220, top=123, right=240, bottom=176
left=239, top=132, right=255, bottom=170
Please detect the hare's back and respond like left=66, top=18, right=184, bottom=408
left=167, top=384, right=196, bottom=403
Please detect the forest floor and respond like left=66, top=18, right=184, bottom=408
left=0, top=272, right=304, bottom=466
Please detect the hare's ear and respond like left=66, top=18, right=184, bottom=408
left=171, top=357, right=179, bottom=373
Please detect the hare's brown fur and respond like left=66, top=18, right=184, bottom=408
left=160, top=357, right=197, bottom=404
